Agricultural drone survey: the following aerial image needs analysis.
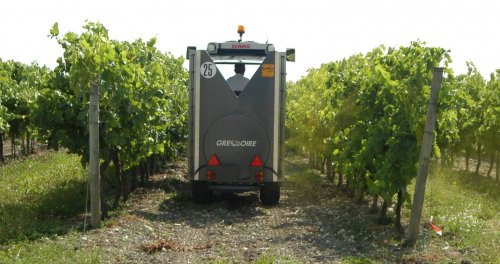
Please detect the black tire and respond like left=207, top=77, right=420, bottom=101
left=260, top=182, right=280, bottom=206
left=192, top=181, right=212, bottom=204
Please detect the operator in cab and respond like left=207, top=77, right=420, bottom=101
left=226, top=62, right=249, bottom=96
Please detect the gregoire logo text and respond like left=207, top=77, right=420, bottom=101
left=216, top=140, right=257, bottom=147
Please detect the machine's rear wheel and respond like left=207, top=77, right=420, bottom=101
left=192, top=181, right=212, bottom=204
left=260, top=182, right=280, bottom=206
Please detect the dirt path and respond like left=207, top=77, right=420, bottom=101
left=453, top=156, right=497, bottom=180
left=1, top=139, right=46, bottom=160
left=74, top=157, right=442, bottom=263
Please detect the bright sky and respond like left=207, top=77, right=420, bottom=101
left=1, top=0, right=499, bottom=81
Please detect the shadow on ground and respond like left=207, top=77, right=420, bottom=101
left=0, top=178, right=87, bottom=243
left=130, top=169, right=267, bottom=229
left=129, top=154, right=413, bottom=262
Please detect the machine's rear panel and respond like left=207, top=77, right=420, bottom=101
left=189, top=50, right=283, bottom=185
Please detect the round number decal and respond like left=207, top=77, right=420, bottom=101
left=200, top=62, right=217, bottom=78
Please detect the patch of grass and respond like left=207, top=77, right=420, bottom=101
left=340, top=256, right=382, bottom=264
left=255, top=251, right=298, bottom=264
left=0, top=151, right=88, bottom=243
left=285, top=156, right=326, bottom=201
left=415, top=164, right=500, bottom=263
left=0, top=234, right=101, bottom=263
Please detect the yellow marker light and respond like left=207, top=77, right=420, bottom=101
left=255, top=171, right=264, bottom=182
left=237, top=25, right=245, bottom=35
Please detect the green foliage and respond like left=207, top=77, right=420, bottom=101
left=49, top=22, right=59, bottom=38
left=480, top=70, right=500, bottom=155
left=453, top=63, right=486, bottom=154
left=434, top=61, right=498, bottom=167
left=286, top=66, right=334, bottom=155
left=0, top=59, right=11, bottom=133
left=0, top=59, right=49, bottom=150
left=0, top=152, right=87, bottom=243
left=33, top=21, right=188, bottom=170
left=287, top=40, right=452, bottom=203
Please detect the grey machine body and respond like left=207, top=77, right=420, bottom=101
left=186, top=39, right=294, bottom=203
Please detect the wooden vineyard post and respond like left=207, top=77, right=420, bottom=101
left=406, top=67, right=444, bottom=246
left=89, top=82, right=101, bottom=228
